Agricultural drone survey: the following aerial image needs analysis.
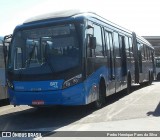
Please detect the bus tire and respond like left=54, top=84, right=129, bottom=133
left=148, top=71, right=152, bottom=85
left=148, top=71, right=153, bottom=85
left=127, top=74, right=131, bottom=94
left=94, top=79, right=106, bottom=109
left=150, top=71, right=153, bottom=84
left=157, top=73, right=160, bottom=81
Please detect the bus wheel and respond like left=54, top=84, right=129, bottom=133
left=148, top=71, right=154, bottom=85
left=150, top=72, right=153, bottom=84
left=157, top=73, right=160, bottom=81
left=148, top=72, right=152, bottom=85
left=127, top=74, right=131, bottom=94
left=94, top=80, right=106, bottom=109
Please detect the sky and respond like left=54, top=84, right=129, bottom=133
left=1, top=0, right=160, bottom=36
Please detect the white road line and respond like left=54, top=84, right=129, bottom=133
left=106, top=88, right=152, bottom=120
left=2, top=120, right=11, bottom=131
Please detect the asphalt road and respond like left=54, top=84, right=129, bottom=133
left=0, top=82, right=160, bottom=138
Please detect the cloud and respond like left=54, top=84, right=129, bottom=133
left=1, top=0, right=160, bottom=36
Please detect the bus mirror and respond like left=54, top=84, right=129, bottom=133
left=89, top=37, right=96, bottom=49
left=3, top=42, right=8, bottom=58
left=2, top=42, right=8, bottom=69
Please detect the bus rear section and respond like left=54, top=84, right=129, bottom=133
left=0, top=38, right=9, bottom=101
left=155, top=57, right=160, bottom=80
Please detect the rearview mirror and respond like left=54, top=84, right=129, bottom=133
left=2, top=34, right=12, bottom=68
left=3, top=45, right=8, bottom=58
left=89, top=37, right=96, bottom=49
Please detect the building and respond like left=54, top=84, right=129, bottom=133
left=0, top=37, right=8, bottom=100
left=143, top=36, right=160, bottom=80
left=143, top=36, right=160, bottom=57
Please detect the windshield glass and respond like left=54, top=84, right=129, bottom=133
left=9, top=24, right=81, bottom=75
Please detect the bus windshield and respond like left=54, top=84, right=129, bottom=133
left=9, top=24, right=81, bottom=76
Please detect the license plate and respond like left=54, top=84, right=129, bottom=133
left=32, top=100, right=44, bottom=105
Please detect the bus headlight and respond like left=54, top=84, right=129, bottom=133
left=63, top=74, right=82, bottom=89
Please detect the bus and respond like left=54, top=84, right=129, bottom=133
left=0, top=37, right=9, bottom=101
left=4, top=10, right=155, bottom=108
left=155, top=57, right=160, bottom=80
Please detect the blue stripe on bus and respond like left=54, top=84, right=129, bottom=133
left=9, top=83, right=86, bottom=105
left=9, top=66, right=109, bottom=105
left=83, top=66, right=109, bottom=104
left=13, top=80, right=64, bottom=91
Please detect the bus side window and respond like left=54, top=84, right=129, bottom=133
left=129, top=38, right=134, bottom=60
left=113, top=32, right=120, bottom=57
left=146, top=46, right=148, bottom=60
left=94, top=24, right=103, bottom=57
left=141, top=45, right=145, bottom=61
left=147, top=47, right=149, bottom=60
left=119, top=35, right=127, bottom=75
left=125, top=36, right=130, bottom=58
left=137, top=43, right=142, bottom=73
left=86, top=21, right=94, bottom=58
left=105, top=30, right=114, bottom=79
left=148, top=48, right=151, bottom=61
left=104, top=31, right=109, bottom=57
left=109, top=32, right=115, bottom=78
left=87, top=34, right=94, bottom=57
left=0, top=43, right=4, bottom=68
left=145, top=46, right=147, bottom=60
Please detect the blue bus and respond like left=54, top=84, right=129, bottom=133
left=155, top=57, right=160, bottom=80
left=0, top=36, right=9, bottom=102
left=4, top=10, right=155, bottom=108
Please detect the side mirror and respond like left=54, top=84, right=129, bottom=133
left=3, top=34, right=12, bottom=57
left=89, top=37, right=96, bottom=49
left=3, top=44, right=8, bottom=58
left=2, top=34, right=12, bottom=69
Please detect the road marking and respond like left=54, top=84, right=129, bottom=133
left=2, top=120, right=11, bottom=131
left=86, top=114, right=101, bottom=118
left=106, top=88, right=152, bottom=120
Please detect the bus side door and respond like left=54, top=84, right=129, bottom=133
left=105, top=31, right=116, bottom=95
left=113, top=32, right=121, bottom=93
left=119, top=35, right=127, bottom=89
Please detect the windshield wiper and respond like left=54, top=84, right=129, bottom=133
left=25, top=43, right=36, bottom=68
left=44, top=54, right=55, bottom=74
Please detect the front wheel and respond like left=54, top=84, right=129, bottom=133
left=94, top=81, right=106, bottom=109
left=157, top=73, right=160, bottom=81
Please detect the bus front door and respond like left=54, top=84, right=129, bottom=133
left=107, top=32, right=116, bottom=95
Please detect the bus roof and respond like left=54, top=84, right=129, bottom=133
left=24, top=9, right=88, bottom=24
left=24, top=9, right=132, bottom=34
left=137, top=35, right=153, bottom=48
left=23, top=10, right=153, bottom=49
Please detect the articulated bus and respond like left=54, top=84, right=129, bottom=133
left=155, top=57, right=160, bottom=80
left=0, top=37, right=8, bottom=101
left=4, top=10, right=155, bottom=108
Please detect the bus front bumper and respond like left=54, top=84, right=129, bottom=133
left=8, top=83, right=87, bottom=106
